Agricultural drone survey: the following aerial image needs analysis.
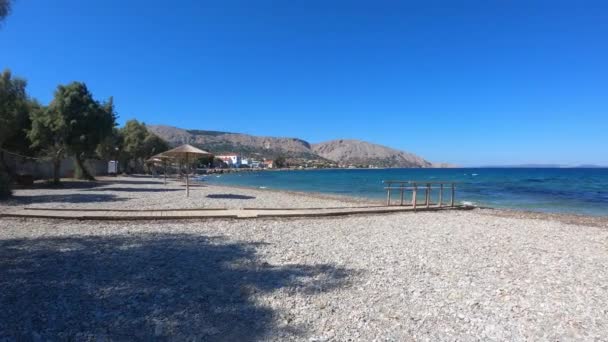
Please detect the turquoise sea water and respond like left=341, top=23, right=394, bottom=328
left=202, top=168, right=608, bottom=216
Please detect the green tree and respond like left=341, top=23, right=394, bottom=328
left=119, top=120, right=168, bottom=173
left=29, top=82, right=115, bottom=182
left=143, top=133, right=169, bottom=158
left=96, top=127, right=124, bottom=161
left=0, top=70, right=29, bottom=150
left=121, top=120, right=148, bottom=158
left=120, top=120, right=148, bottom=172
left=28, top=102, right=66, bottom=184
left=274, top=155, right=287, bottom=168
left=0, top=70, right=36, bottom=194
left=0, top=0, right=11, bottom=24
left=56, top=83, right=115, bottom=179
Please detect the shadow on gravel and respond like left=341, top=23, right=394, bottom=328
left=15, top=180, right=103, bottom=190
left=207, top=194, right=257, bottom=200
left=0, top=233, right=353, bottom=341
left=84, top=187, right=182, bottom=193
left=98, top=180, right=165, bottom=186
left=5, top=193, right=127, bottom=205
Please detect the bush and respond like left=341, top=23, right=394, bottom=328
left=0, top=169, right=12, bottom=199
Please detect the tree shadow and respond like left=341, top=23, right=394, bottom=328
left=0, top=233, right=353, bottom=341
left=18, top=180, right=166, bottom=190
left=6, top=193, right=127, bottom=205
left=20, top=180, right=103, bottom=190
left=98, top=180, right=166, bottom=186
left=84, top=187, right=182, bottom=193
left=207, top=194, right=257, bottom=200
left=178, top=183, right=206, bottom=188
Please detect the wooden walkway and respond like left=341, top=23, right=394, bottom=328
left=1, top=204, right=474, bottom=220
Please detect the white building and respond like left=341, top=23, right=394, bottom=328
left=249, top=159, right=262, bottom=168
left=216, top=154, right=241, bottom=167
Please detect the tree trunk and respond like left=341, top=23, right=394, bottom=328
left=52, top=158, right=61, bottom=185
left=75, top=155, right=95, bottom=180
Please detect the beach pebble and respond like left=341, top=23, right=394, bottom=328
left=1, top=176, right=607, bottom=340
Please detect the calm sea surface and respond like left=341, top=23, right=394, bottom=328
left=202, top=168, right=608, bottom=216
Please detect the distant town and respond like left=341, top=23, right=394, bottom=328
left=212, top=153, right=382, bottom=170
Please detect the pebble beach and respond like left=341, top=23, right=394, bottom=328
left=1, top=176, right=607, bottom=340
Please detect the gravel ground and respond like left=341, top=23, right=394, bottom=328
left=1, top=176, right=608, bottom=340
left=2, top=210, right=608, bottom=340
left=0, top=176, right=375, bottom=214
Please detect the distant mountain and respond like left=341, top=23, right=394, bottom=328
left=312, top=139, right=432, bottom=168
left=148, top=125, right=436, bottom=168
left=148, top=125, right=320, bottom=160
left=573, top=164, right=607, bottom=168
left=478, top=164, right=565, bottom=168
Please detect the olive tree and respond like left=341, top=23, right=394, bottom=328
left=0, top=69, right=33, bottom=195
left=0, top=0, right=11, bottom=24
left=29, top=82, right=115, bottom=182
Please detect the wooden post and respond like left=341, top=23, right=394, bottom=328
left=412, top=183, right=417, bottom=210
left=451, top=183, right=455, bottom=207
left=400, top=183, right=404, bottom=206
left=438, top=183, right=443, bottom=207
left=186, top=154, right=190, bottom=197
left=425, top=183, right=431, bottom=208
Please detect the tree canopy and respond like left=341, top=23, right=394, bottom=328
left=0, top=0, right=11, bottom=24
left=0, top=70, right=29, bottom=149
left=118, top=119, right=169, bottom=173
left=274, top=156, right=287, bottom=168
left=0, top=70, right=37, bottom=186
left=29, top=82, right=116, bottom=181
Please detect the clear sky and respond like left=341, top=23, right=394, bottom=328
left=1, top=0, right=607, bottom=166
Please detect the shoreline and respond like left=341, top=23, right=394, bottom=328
left=201, top=181, right=382, bottom=206
left=200, top=167, right=608, bottom=217
left=2, top=175, right=607, bottom=228
left=202, top=181, right=608, bottom=228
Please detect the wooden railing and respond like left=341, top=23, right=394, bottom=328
left=383, top=180, right=458, bottom=209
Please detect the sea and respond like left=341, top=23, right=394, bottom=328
left=202, top=168, right=608, bottom=216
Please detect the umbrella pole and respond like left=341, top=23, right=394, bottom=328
left=186, top=154, right=189, bottom=197
left=164, top=161, right=167, bottom=185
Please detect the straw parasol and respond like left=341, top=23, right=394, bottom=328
left=160, top=144, right=211, bottom=196
left=146, top=154, right=174, bottom=185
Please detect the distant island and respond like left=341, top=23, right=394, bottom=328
left=477, top=164, right=607, bottom=168
left=147, top=125, right=451, bottom=169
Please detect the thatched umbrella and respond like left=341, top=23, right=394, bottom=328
left=160, top=144, right=211, bottom=196
left=146, top=154, right=173, bottom=185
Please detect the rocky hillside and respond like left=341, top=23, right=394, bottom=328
left=147, top=125, right=320, bottom=159
left=313, top=139, right=432, bottom=168
left=148, top=125, right=435, bottom=167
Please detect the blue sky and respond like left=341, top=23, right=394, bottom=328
left=1, top=0, right=607, bottom=166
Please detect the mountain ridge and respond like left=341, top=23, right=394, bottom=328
left=312, top=139, right=432, bottom=168
left=147, top=125, right=437, bottom=168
